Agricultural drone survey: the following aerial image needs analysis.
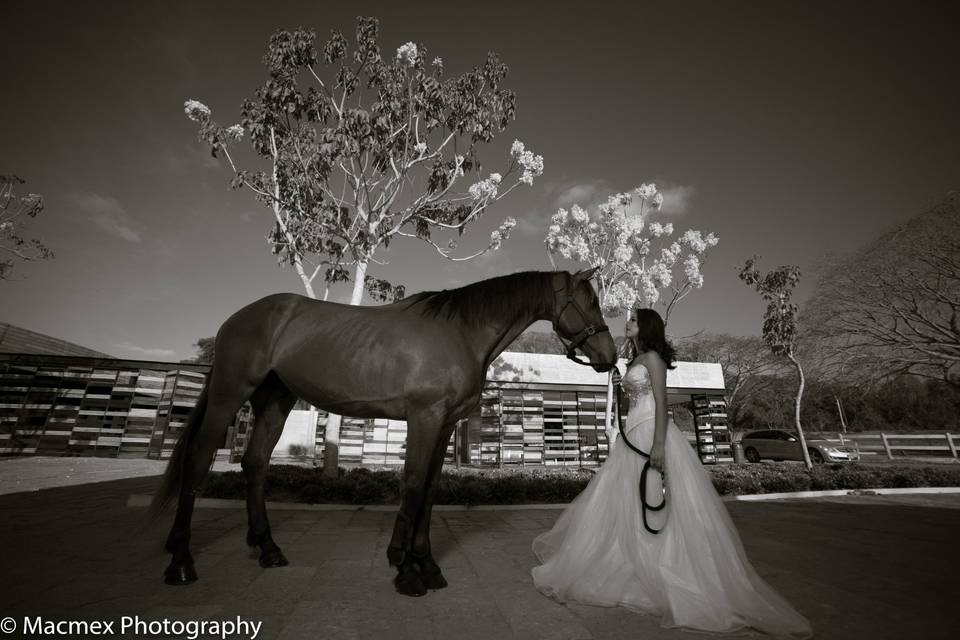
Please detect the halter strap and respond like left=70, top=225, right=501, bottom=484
left=614, top=373, right=668, bottom=535
left=551, top=272, right=612, bottom=366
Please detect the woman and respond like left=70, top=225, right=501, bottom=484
left=531, top=309, right=812, bottom=638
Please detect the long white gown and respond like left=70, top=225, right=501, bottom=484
left=531, top=362, right=813, bottom=638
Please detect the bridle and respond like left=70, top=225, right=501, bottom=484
left=551, top=272, right=612, bottom=367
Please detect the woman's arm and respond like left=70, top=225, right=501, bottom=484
left=644, top=352, right=669, bottom=472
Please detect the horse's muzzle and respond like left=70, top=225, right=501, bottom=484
left=592, top=362, right=615, bottom=373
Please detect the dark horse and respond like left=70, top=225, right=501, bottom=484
left=149, top=268, right=615, bottom=596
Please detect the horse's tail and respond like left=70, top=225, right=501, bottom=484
left=146, top=382, right=210, bottom=524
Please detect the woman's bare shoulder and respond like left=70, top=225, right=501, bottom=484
left=639, top=350, right=667, bottom=376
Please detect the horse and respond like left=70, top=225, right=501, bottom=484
left=148, top=268, right=616, bottom=597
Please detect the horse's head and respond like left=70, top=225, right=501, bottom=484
left=551, top=268, right=617, bottom=372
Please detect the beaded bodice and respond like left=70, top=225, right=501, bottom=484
left=621, top=363, right=653, bottom=403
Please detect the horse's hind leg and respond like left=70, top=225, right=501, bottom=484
left=243, top=374, right=297, bottom=568
left=164, top=373, right=263, bottom=585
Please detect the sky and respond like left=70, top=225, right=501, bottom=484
left=2, top=0, right=958, bottom=361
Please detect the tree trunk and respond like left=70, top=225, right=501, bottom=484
left=834, top=394, right=848, bottom=434
left=322, top=259, right=369, bottom=478
left=788, top=352, right=813, bottom=469
left=294, top=259, right=316, bottom=299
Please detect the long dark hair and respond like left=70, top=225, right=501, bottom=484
left=627, top=308, right=677, bottom=370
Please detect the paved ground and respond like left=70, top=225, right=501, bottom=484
left=0, top=457, right=241, bottom=496
left=1, top=459, right=958, bottom=640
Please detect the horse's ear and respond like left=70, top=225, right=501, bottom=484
left=573, top=266, right=600, bottom=283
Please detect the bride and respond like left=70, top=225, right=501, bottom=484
left=531, top=308, right=813, bottom=638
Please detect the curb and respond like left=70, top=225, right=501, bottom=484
left=127, top=486, right=960, bottom=512
left=725, top=486, right=960, bottom=501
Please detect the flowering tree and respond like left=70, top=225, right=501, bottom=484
left=545, top=183, right=719, bottom=436
left=1, top=175, right=51, bottom=280
left=545, top=184, right=718, bottom=323
left=184, top=17, right=543, bottom=476
left=739, top=256, right=813, bottom=469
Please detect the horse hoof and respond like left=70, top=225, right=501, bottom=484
left=259, top=549, right=289, bottom=568
left=421, top=568, right=448, bottom=590
left=394, top=571, right=427, bottom=597
left=386, top=546, right=403, bottom=567
left=163, top=562, right=198, bottom=586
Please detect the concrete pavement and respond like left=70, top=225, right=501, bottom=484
left=0, top=461, right=958, bottom=639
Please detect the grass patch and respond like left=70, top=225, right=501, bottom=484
left=197, top=462, right=960, bottom=505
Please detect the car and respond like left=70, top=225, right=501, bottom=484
left=739, top=429, right=860, bottom=464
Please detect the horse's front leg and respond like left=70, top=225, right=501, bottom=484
left=408, top=422, right=458, bottom=590
left=388, top=410, right=444, bottom=597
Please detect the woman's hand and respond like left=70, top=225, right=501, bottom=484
left=650, top=439, right=666, bottom=474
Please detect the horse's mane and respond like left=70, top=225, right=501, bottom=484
left=408, top=271, right=557, bottom=328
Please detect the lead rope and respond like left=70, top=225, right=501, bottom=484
left=613, top=366, right=668, bottom=534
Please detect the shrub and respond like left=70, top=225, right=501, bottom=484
left=196, top=461, right=960, bottom=504
left=287, top=444, right=310, bottom=458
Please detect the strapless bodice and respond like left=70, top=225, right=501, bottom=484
left=621, top=362, right=653, bottom=403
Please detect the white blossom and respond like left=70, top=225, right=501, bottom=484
left=639, top=273, right=660, bottom=306
left=396, top=42, right=419, bottom=67
left=653, top=192, right=664, bottom=209
left=602, top=280, right=640, bottom=315
left=613, top=244, right=634, bottom=265
left=414, top=141, right=427, bottom=156
left=680, top=229, right=708, bottom=253
left=635, top=183, right=657, bottom=200
left=650, top=260, right=673, bottom=288
left=432, top=57, right=443, bottom=67
left=488, top=219, right=516, bottom=251
left=468, top=172, right=502, bottom=200
left=225, top=124, right=244, bottom=142
left=510, top=140, right=544, bottom=186
left=622, top=216, right=644, bottom=237
left=684, top=253, right=704, bottom=287
left=661, top=242, right=681, bottom=263
left=184, top=99, right=211, bottom=122
left=571, top=204, right=589, bottom=224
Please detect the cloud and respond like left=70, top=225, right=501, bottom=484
left=511, top=180, right=612, bottom=238
left=154, top=142, right=222, bottom=178
left=657, top=185, right=696, bottom=215
left=552, top=181, right=610, bottom=209
left=550, top=180, right=696, bottom=217
left=70, top=192, right=142, bottom=243
left=113, top=342, right=178, bottom=361
left=514, top=180, right=696, bottom=244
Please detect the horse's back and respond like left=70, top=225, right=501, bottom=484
left=214, top=292, right=475, bottom=419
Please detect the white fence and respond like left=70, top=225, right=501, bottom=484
left=809, top=432, right=960, bottom=460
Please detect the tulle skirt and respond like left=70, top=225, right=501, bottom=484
left=531, top=402, right=813, bottom=638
